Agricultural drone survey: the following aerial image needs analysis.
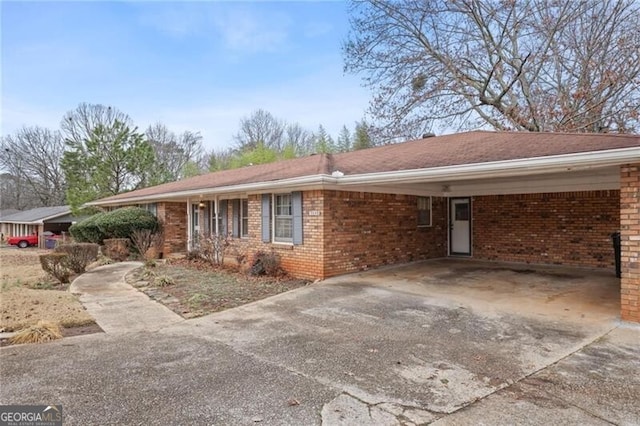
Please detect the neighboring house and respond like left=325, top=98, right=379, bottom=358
left=0, top=206, right=79, bottom=243
left=88, top=131, right=640, bottom=323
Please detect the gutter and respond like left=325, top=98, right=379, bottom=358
left=87, top=147, right=640, bottom=206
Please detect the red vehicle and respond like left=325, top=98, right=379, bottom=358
left=7, top=233, right=39, bottom=248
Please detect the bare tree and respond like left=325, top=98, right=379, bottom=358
left=284, top=123, right=315, bottom=156
left=145, top=123, right=204, bottom=182
left=345, top=0, right=640, bottom=137
left=61, top=103, right=134, bottom=145
left=234, top=109, right=286, bottom=152
left=0, top=126, right=66, bottom=209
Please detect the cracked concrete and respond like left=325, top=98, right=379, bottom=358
left=1, top=259, right=638, bottom=425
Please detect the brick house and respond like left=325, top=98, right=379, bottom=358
left=89, top=131, right=640, bottom=322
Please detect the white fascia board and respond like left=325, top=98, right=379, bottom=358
left=335, top=147, right=640, bottom=186
left=87, top=147, right=640, bottom=206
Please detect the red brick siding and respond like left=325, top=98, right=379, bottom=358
left=226, top=191, right=325, bottom=280
left=157, top=202, right=187, bottom=255
left=620, top=164, right=640, bottom=323
left=473, top=191, right=619, bottom=269
left=322, top=191, right=447, bottom=277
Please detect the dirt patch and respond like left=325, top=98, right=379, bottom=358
left=126, top=259, right=310, bottom=318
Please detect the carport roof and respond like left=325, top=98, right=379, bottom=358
left=0, top=206, right=71, bottom=224
left=90, top=130, right=640, bottom=205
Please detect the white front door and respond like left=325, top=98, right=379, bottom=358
left=450, top=198, right=471, bottom=255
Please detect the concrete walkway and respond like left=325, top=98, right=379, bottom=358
left=69, top=262, right=184, bottom=334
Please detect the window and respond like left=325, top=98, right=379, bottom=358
left=210, top=201, right=225, bottom=235
left=274, top=194, right=293, bottom=242
left=417, top=196, right=432, bottom=227
left=241, top=199, right=249, bottom=238
left=261, top=192, right=303, bottom=245
left=137, top=203, right=157, bottom=216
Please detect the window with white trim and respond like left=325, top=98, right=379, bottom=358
left=241, top=199, right=249, bottom=238
left=417, top=196, right=432, bottom=227
left=274, top=194, right=293, bottom=242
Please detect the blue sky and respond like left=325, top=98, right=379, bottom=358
left=1, top=1, right=370, bottom=150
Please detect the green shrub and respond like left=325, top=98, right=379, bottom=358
left=69, top=212, right=106, bottom=244
left=39, top=253, right=71, bottom=284
left=54, top=243, right=100, bottom=273
left=99, top=207, right=158, bottom=240
left=70, top=207, right=159, bottom=245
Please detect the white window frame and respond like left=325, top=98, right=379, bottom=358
left=417, top=196, right=432, bottom=227
left=273, top=193, right=293, bottom=243
left=240, top=199, right=249, bottom=238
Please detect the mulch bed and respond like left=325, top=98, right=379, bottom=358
left=126, top=258, right=310, bottom=319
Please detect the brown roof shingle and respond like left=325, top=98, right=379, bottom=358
left=96, top=130, right=640, bottom=203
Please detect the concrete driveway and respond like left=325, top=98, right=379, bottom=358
left=1, top=259, right=638, bottom=425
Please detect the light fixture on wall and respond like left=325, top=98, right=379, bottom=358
left=442, top=184, right=451, bottom=195
left=198, top=201, right=205, bottom=208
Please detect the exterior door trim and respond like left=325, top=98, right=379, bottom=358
left=449, top=197, right=472, bottom=256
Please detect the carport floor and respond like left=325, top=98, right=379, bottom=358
left=330, top=258, right=621, bottom=325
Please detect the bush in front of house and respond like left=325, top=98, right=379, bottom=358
left=39, top=253, right=71, bottom=284
left=70, top=207, right=159, bottom=246
left=249, top=250, right=282, bottom=277
left=54, top=243, right=100, bottom=273
left=103, top=238, right=130, bottom=261
left=98, top=207, right=159, bottom=240
left=69, top=211, right=106, bottom=244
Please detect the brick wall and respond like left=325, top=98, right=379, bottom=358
left=620, top=164, right=640, bottom=323
left=157, top=202, right=187, bottom=256
left=322, top=191, right=448, bottom=277
left=473, top=191, right=619, bottom=269
left=225, top=191, right=325, bottom=280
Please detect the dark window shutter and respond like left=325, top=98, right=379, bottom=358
left=220, top=200, right=228, bottom=236
left=232, top=199, right=240, bottom=238
left=261, top=194, right=271, bottom=243
left=203, top=202, right=210, bottom=235
left=292, top=191, right=303, bottom=245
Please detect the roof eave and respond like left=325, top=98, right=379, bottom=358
left=87, top=147, right=640, bottom=206
left=337, top=146, right=639, bottom=186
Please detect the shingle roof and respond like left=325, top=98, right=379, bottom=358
left=0, top=209, right=21, bottom=220
left=0, top=206, right=71, bottom=223
left=96, top=130, right=640, bottom=203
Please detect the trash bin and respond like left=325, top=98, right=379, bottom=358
left=611, top=231, right=621, bottom=278
left=45, top=238, right=57, bottom=250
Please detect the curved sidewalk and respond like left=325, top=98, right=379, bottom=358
left=70, top=262, right=184, bottom=334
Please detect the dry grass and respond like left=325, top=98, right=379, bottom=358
left=0, top=288, right=95, bottom=332
left=0, top=248, right=51, bottom=289
left=0, top=248, right=95, bottom=332
left=9, top=320, right=63, bottom=344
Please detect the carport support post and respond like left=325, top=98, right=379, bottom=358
left=620, top=164, right=640, bottom=323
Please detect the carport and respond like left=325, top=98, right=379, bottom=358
left=337, top=157, right=636, bottom=322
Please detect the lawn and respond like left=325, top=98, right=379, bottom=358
left=126, top=259, right=310, bottom=318
left=0, top=248, right=95, bottom=333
